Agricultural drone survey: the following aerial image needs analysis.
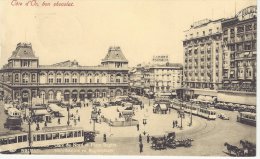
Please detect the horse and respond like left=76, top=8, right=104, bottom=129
left=224, top=142, right=241, bottom=156
left=240, top=140, right=256, bottom=156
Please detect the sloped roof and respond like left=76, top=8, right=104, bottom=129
left=51, top=60, right=80, bottom=67
left=102, top=46, right=128, bottom=62
left=9, top=43, right=38, bottom=60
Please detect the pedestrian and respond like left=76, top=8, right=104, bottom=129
left=36, top=123, right=40, bottom=131
left=175, top=120, right=178, bottom=127
left=87, top=103, right=88, bottom=107
left=137, top=123, right=139, bottom=131
left=172, top=120, right=175, bottom=128
left=139, top=134, right=142, bottom=142
left=78, top=116, right=80, bottom=122
left=58, top=118, right=61, bottom=125
left=169, top=108, right=171, bottom=114
left=139, top=142, right=143, bottom=153
left=103, top=134, right=107, bottom=142
left=44, top=121, right=47, bottom=127
left=147, top=134, right=150, bottom=143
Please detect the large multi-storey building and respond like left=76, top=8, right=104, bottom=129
left=183, top=18, right=223, bottom=90
left=221, top=5, right=257, bottom=92
left=129, top=59, right=182, bottom=95
left=0, top=43, right=129, bottom=103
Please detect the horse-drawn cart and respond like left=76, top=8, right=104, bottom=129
left=151, top=132, right=193, bottom=150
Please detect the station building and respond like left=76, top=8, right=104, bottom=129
left=0, top=43, right=129, bottom=103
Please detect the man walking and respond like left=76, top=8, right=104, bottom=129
left=103, top=134, right=107, bottom=142
left=147, top=134, right=150, bottom=143
left=137, top=123, right=139, bottom=131
left=139, top=134, right=142, bottom=142
left=139, top=142, right=143, bottom=153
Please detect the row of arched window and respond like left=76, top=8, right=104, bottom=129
left=13, top=72, right=129, bottom=84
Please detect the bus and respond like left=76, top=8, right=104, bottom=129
left=237, top=112, right=256, bottom=126
left=0, top=126, right=95, bottom=153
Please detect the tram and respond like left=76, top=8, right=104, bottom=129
left=0, top=126, right=95, bottom=153
left=171, top=100, right=216, bottom=120
left=237, top=112, right=256, bottom=126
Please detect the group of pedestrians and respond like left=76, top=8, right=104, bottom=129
left=138, top=133, right=150, bottom=153
left=172, top=120, right=178, bottom=128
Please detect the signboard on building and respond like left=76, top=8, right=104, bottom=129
left=236, top=6, right=257, bottom=21
left=152, top=55, right=169, bottom=65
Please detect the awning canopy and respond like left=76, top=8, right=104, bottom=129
left=159, top=104, right=167, bottom=110
left=34, top=109, right=49, bottom=116
left=49, top=104, right=61, bottom=112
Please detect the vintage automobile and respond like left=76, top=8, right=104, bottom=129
left=218, top=113, right=230, bottom=120
left=4, top=117, right=22, bottom=130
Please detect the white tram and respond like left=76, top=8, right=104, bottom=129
left=171, top=100, right=216, bottom=120
left=0, top=126, right=95, bottom=153
left=0, top=132, right=28, bottom=153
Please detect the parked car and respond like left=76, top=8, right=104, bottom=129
left=4, top=117, right=22, bottom=130
left=218, top=113, right=229, bottom=120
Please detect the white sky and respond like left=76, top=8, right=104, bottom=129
left=0, top=0, right=257, bottom=67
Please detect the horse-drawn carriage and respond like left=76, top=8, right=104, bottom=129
left=151, top=132, right=193, bottom=150
left=224, top=140, right=256, bottom=157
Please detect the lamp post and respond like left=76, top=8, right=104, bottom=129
left=190, top=99, right=193, bottom=126
left=180, top=96, right=183, bottom=130
left=67, top=106, right=70, bottom=126
left=91, top=110, right=98, bottom=132
left=28, top=94, right=33, bottom=155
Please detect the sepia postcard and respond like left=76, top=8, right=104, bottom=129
left=0, top=0, right=258, bottom=158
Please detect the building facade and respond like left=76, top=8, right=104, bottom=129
left=183, top=18, right=223, bottom=90
left=0, top=43, right=129, bottom=103
left=221, top=5, right=257, bottom=92
left=129, top=61, right=183, bottom=95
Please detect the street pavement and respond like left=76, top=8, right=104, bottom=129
left=0, top=97, right=256, bottom=156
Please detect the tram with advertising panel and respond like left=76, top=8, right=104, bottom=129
left=0, top=126, right=95, bottom=153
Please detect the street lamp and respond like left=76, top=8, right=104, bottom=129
left=67, top=106, right=70, bottom=126
left=180, top=96, right=183, bottom=130
left=91, top=110, right=98, bottom=132
left=189, top=99, right=193, bottom=126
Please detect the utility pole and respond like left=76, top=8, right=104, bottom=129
left=28, top=94, right=33, bottom=155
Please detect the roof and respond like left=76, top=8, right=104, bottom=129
left=102, top=46, right=128, bottom=62
left=9, top=43, right=38, bottom=60
left=51, top=60, right=80, bottom=67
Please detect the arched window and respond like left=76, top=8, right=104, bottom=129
left=72, top=73, right=78, bottom=83
left=48, top=72, right=54, bottom=83
left=64, top=72, right=70, bottom=83
left=48, top=91, right=54, bottom=100
left=14, top=74, right=19, bottom=82
left=56, top=73, right=62, bottom=83
left=22, top=73, right=29, bottom=83
left=31, top=74, right=36, bottom=82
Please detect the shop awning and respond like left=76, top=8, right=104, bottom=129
left=34, top=109, right=49, bottom=116
left=49, top=104, right=61, bottom=112
left=159, top=104, right=168, bottom=110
